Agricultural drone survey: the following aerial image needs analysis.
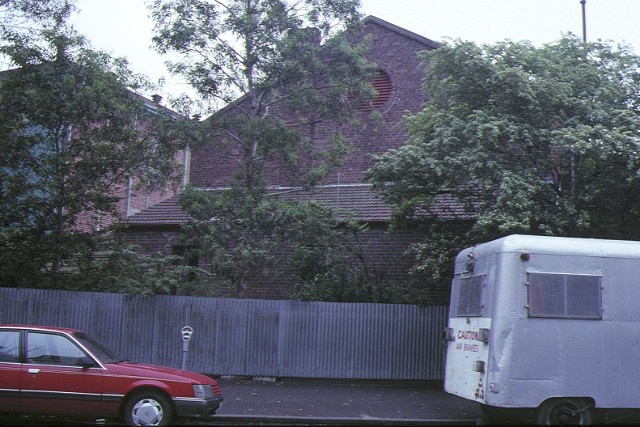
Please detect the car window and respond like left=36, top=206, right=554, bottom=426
left=73, top=332, right=123, bottom=364
left=0, top=330, right=19, bottom=363
left=27, top=332, right=88, bottom=366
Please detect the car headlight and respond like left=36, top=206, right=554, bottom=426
left=193, top=384, right=214, bottom=399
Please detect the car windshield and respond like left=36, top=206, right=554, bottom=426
left=73, top=332, right=124, bottom=364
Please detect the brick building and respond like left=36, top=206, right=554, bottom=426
left=74, top=93, right=189, bottom=233
left=122, top=16, right=454, bottom=303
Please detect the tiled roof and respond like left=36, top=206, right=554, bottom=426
left=125, top=195, right=191, bottom=226
left=270, top=185, right=391, bottom=221
left=274, top=185, right=475, bottom=221
left=124, top=184, right=473, bottom=227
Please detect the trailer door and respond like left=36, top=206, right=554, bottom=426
left=444, top=274, right=491, bottom=403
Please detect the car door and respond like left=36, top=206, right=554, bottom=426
left=20, top=331, right=104, bottom=416
left=0, top=329, right=21, bottom=411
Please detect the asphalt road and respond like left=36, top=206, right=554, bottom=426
left=210, top=377, right=483, bottom=425
left=0, top=378, right=484, bottom=426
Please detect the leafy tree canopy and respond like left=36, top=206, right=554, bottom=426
left=366, top=35, right=640, bottom=282
left=0, top=0, right=186, bottom=288
left=150, top=0, right=377, bottom=190
left=179, top=185, right=369, bottom=299
left=149, top=0, right=383, bottom=300
left=1, top=0, right=75, bottom=46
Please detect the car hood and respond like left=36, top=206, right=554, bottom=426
left=106, top=361, right=214, bottom=383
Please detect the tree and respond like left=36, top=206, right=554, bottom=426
left=366, top=36, right=640, bottom=283
left=0, top=2, right=185, bottom=288
left=150, top=0, right=375, bottom=190
left=1, top=0, right=74, bottom=41
left=149, top=0, right=378, bottom=298
left=179, top=186, right=371, bottom=299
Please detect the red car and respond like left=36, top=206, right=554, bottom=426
left=0, top=324, right=223, bottom=426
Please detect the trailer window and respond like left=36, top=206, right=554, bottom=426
left=528, top=273, right=601, bottom=319
left=457, top=275, right=484, bottom=316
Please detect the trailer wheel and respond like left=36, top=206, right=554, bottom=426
left=536, top=398, right=592, bottom=425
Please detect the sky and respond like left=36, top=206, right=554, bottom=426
left=70, top=0, right=640, bottom=100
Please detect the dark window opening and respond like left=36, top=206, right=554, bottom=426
left=457, top=275, right=484, bottom=317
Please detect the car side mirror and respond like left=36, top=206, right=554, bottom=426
left=77, top=356, right=97, bottom=369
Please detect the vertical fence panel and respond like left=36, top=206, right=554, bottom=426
left=26, top=289, right=67, bottom=326
left=213, top=298, right=249, bottom=375
left=0, top=288, right=448, bottom=380
left=0, top=288, right=31, bottom=324
left=245, top=299, right=279, bottom=377
left=86, top=292, right=125, bottom=356
left=150, top=296, right=181, bottom=368
left=179, top=296, right=219, bottom=374
left=120, top=296, right=157, bottom=363
left=279, top=301, right=308, bottom=377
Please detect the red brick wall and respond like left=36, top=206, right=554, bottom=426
left=229, top=224, right=425, bottom=301
left=124, top=20, right=452, bottom=303
left=118, top=227, right=183, bottom=254
left=119, top=222, right=451, bottom=304
left=189, top=19, right=433, bottom=188
left=74, top=150, right=186, bottom=233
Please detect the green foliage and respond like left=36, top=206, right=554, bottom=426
left=150, top=0, right=376, bottom=189
left=179, top=186, right=285, bottom=297
left=69, top=244, right=231, bottom=297
left=367, top=35, right=640, bottom=282
left=178, top=185, right=425, bottom=303
left=1, top=0, right=76, bottom=48
left=286, top=204, right=370, bottom=302
left=149, top=1, right=383, bottom=301
left=0, top=3, right=185, bottom=289
left=179, top=186, right=383, bottom=300
left=0, top=233, right=222, bottom=296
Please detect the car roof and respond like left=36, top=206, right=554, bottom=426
left=0, top=324, right=82, bottom=334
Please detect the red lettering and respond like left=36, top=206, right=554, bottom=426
left=463, top=343, right=479, bottom=352
left=457, top=330, right=481, bottom=342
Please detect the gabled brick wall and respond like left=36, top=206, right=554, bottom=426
left=322, top=19, right=435, bottom=185
left=124, top=17, right=454, bottom=303
left=189, top=16, right=437, bottom=188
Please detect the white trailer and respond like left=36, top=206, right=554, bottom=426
left=443, top=234, right=640, bottom=424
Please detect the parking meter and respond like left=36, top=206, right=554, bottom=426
left=181, top=326, right=193, bottom=370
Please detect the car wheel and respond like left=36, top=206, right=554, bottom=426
left=536, top=398, right=592, bottom=425
left=123, top=391, right=174, bottom=426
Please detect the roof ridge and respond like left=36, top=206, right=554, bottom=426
left=362, top=15, right=440, bottom=49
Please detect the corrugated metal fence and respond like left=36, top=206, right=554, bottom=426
left=0, top=288, right=448, bottom=380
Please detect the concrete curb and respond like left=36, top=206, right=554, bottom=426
left=209, top=414, right=479, bottom=426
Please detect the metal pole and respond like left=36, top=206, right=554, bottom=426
left=181, top=340, right=189, bottom=370
left=580, top=0, right=587, bottom=42
left=571, top=0, right=588, bottom=203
